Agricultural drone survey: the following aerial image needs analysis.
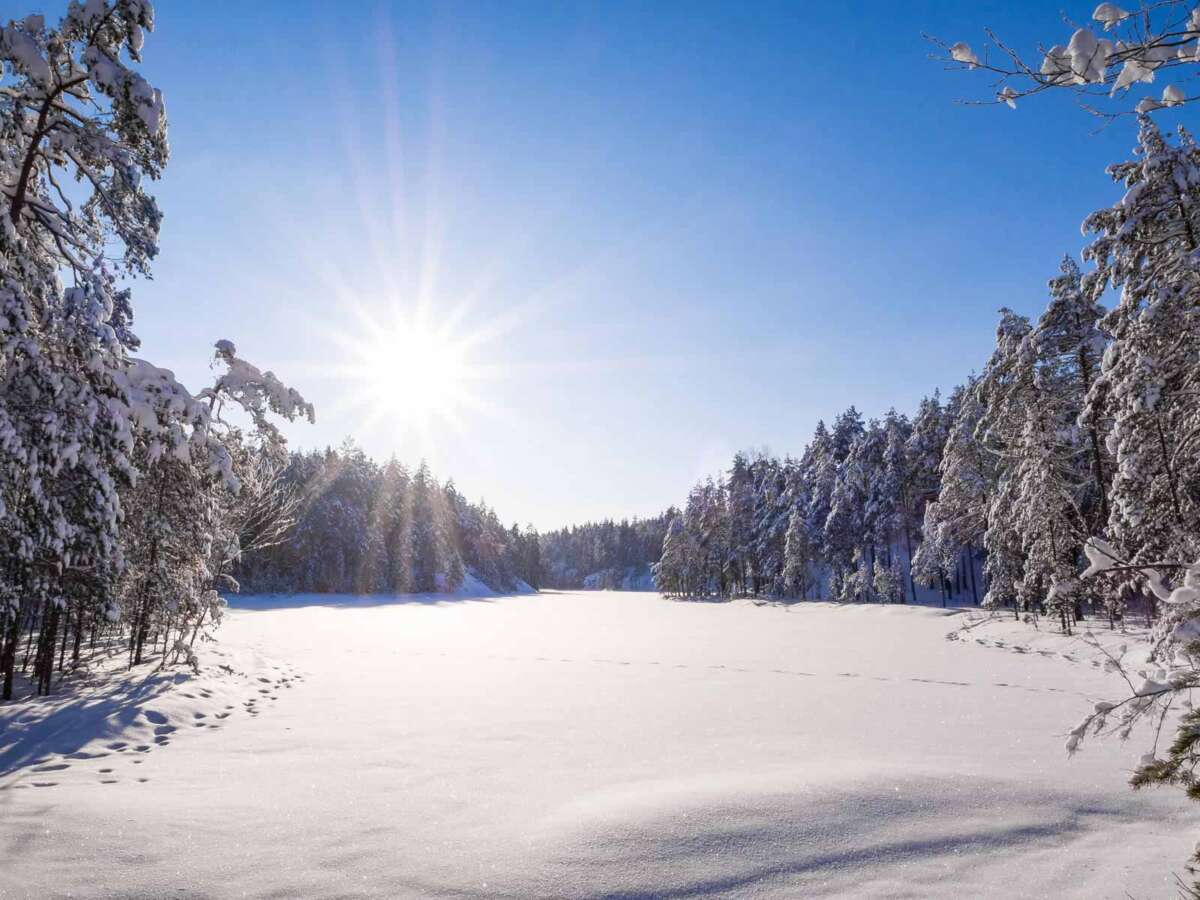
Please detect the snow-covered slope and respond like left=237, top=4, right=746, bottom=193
left=0, top=639, right=301, bottom=789
left=581, top=565, right=656, bottom=591
left=224, top=570, right=536, bottom=611
left=0, top=591, right=1194, bottom=898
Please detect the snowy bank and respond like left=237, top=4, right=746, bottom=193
left=226, top=569, right=535, bottom=611
left=0, top=638, right=300, bottom=790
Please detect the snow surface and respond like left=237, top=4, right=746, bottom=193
left=1, top=591, right=1196, bottom=898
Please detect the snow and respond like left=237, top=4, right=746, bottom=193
left=0, top=636, right=301, bottom=785
left=230, top=572, right=536, bottom=611
left=1093, top=3, right=1129, bottom=29
left=1163, top=84, right=1186, bottom=106
left=949, top=42, right=978, bottom=67
left=1, top=24, right=50, bottom=84
left=582, top=565, right=656, bottom=591
left=1067, top=28, right=1113, bottom=85
left=1, top=591, right=1196, bottom=898
left=1081, top=536, right=1120, bottom=577
left=949, top=605, right=1154, bottom=667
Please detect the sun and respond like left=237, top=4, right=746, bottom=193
left=314, top=300, right=501, bottom=449
left=361, top=318, right=468, bottom=419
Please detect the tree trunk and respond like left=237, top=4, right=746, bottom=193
left=967, top=545, right=979, bottom=605
left=72, top=601, right=83, bottom=666
left=36, top=604, right=60, bottom=695
left=902, top=527, right=915, bottom=604
left=58, top=605, right=69, bottom=672
left=0, top=603, right=20, bottom=701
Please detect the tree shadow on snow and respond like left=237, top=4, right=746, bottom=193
left=225, top=592, right=502, bottom=612
left=0, top=665, right=177, bottom=778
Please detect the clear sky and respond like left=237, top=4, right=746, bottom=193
left=43, top=1, right=1177, bottom=530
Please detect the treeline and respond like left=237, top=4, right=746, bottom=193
left=235, top=443, right=542, bottom=595
left=659, top=118, right=1197, bottom=636
left=655, top=409, right=948, bottom=605
left=539, top=514, right=672, bottom=589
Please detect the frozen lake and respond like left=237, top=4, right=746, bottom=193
left=1, top=591, right=1194, bottom=898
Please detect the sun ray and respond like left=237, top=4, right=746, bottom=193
left=300, top=293, right=509, bottom=454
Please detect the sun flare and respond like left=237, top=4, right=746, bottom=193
left=361, top=320, right=467, bottom=418
left=318, top=301, right=500, bottom=447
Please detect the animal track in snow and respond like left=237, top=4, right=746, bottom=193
left=436, top=648, right=1097, bottom=699
left=3, top=659, right=307, bottom=793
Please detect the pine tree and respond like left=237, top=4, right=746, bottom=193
left=906, top=391, right=950, bottom=600
left=874, top=409, right=913, bottom=602
left=753, top=457, right=793, bottom=595
left=410, top=461, right=440, bottom=592
left=657, top=516, right=699, bottom=597
left=802, top=420, right=836, bottom=595
left=1039, top=256, right=1111, bottom=532
left=1084, top=118, right=1200, bottom=580
left=781, top=506, right=814, bottom=599
left=974, top=310, right=1036, bottom=613
left=726, top=453, right=755, bottom=596
left=915, top=383, right=989, bottom=605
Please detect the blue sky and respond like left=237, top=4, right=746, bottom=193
left=44, top=1, right=1180, bottom=529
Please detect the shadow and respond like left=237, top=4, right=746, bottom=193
left=590, top=814, right=1126, bottom=900
left=569, top=786, right=1135, bottom=900
left=0, top=668, right=177, bottom=778
left=664, top=594, right=970, bottom=616
left=224, top=591, right=507, bottom=612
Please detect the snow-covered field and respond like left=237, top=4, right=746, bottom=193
left=1, top=591, right=1196, bottom=899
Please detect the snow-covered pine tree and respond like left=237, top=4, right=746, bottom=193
left=915, top=384, right=982, bottom=601
left=509, top=524, right=542, bottom=590
left=872, top=556, right=906, bottom=605
left=781, top=505, right=814, bottom=599
left=801, top=420, right=836, bottom=594
left=826, top=422, right=886, bottom=602
left=824, top=449, right=866, bottom=601
left=368, top=458, right=409, bottom=592
left=702, top=476, right=731, bottom=595
left=435, top=486, right=465, bottom=592
left=874, top=409, right=913, bottom=602
left=1084, top=118, right=1200, bottom=585
left=656, top=515, right=699, bottom=597
left=726, top=452, right=755, bottom=596
left=1010, top=328, right=1087, bottom=633
left=750, top=455, right=789, bottom=594
left=409, top=461, right=440, bottom=593
left=997, top=256, right=1116, bottom=632
left=821, top=409, right=867, bottom=598
left=973, top=309, right=1036, bottom=614
left=1039, top=256, right=1111, bottom=533
left=906, top=390, right=950, bottom=600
